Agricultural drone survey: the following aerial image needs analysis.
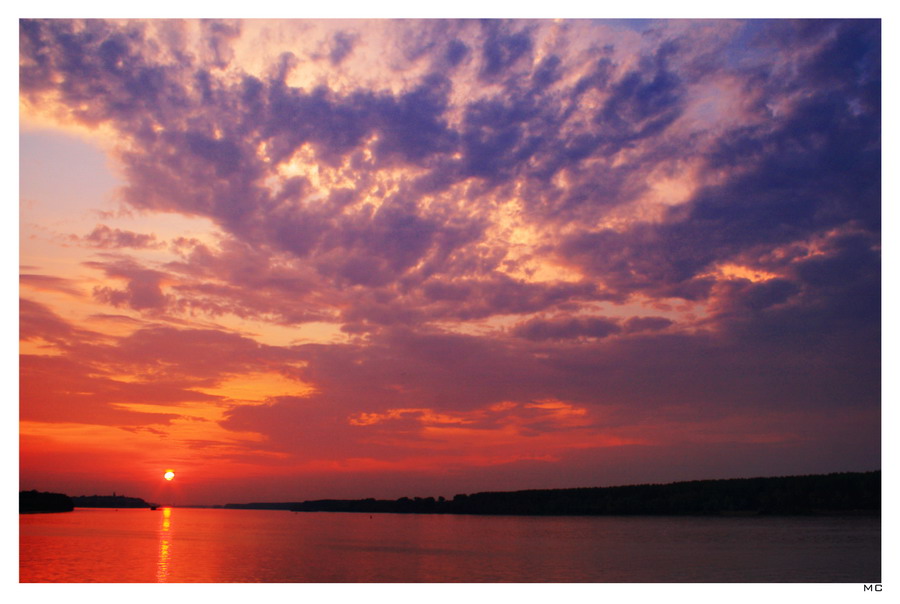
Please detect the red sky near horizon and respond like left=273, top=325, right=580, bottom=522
left=19, top=19, right=880, bottom=506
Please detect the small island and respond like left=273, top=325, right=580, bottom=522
left=20, top=490, right=74, bottom=513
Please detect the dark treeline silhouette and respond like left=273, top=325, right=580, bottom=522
left=20, top=490, right=75, bottom=513
left=246, top=471, right=879, bottom=516
left=441, top=472, right=880, bottom=516
left=224, top=502, right=297, bottom=510
left=70, top=494, right=150, bottom=508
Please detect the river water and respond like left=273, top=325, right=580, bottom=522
left=19, top=508, right=880, bottom=582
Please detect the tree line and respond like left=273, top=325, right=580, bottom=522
left=272, top=471, right=881, bottom=516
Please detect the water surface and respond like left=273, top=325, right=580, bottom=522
left=20, top=508, right=880, bottom=582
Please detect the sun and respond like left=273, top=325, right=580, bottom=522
left=164, top=470, right=175, bottom=481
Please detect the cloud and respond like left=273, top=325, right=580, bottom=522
left=81, top=225, right=163, bottom=249
left=20, top=274, right=82, bottom=297
left=511, top=316, right=621, bottom=341
left=479, top=21, right=533, bottom=81
left=86, top=257, right=170, bottom=311
left=20, top=298, right=101, bottom=347
left=20, top=16, right=879, bottom=366
left=329, top=31, right=358, bottom=65
left=623, top=316, right=673, bottom=333
left=19, top=19, right=880, bottom=496
left=19, top=353, right=206, bottom=426
left=596, top=40, right=685, bottom=146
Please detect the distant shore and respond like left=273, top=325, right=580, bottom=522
left=21, top=470, right=880, bottom=516
left=70, top=494, right=152, bottom=509
left=19, top=491, right=152, bottom=513
left=20, top=490, right=74, bottom=513
left=225, top=471, right=881, bottom=517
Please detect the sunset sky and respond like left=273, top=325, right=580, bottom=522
left=18, top=18, right=882, bottom=506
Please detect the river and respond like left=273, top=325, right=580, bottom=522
left=19, top=508, right=880, bottom=582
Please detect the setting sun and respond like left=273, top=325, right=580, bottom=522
left=164, top=471, right=175, bottom=481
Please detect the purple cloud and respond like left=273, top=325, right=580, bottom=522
left=82, top=225, right=163, bottom=249
left=512, top=316, right=622, bottom=341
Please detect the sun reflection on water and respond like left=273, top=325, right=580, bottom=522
left=156, top=507, right=172, bottom=582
